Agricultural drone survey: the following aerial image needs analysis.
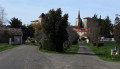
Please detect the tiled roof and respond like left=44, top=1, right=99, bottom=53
left=31, top=20, right=39, bottom=22
left=0, top=28, right=22, bottom=36
left=83, top=17, right=92, bottom=19
left=78, top=28, right=88, bottom=32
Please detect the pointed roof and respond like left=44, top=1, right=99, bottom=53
left=78, top=10, right=80, bottom=19
left=39, top=13, right=45, bottom=18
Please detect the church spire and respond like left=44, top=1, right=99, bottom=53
left=78, top=10, right=80, bottom=19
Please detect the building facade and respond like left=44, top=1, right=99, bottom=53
left=31, top=13, right=45, bottom=24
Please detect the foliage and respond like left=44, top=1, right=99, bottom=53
left=42, top=8, right=68, bottom=52
left=88, top=15, right=100, bottom=43
left=25, top=37, right=40, bottom=46
left=92, top=14, right=98, bottom=19
left=30, top=23, right=42, bottom=37
left=114, top=16, right=120, bottom=48
left=66, top=24, right=79, bottom=45
left=99, top=16, right=113, bottom=38
left=41, top=38, right=56, bottom=51
left=9, top=17, right=22, bottom=28
left=21, top=25, right=34, bottom=42
left=84, top=41, right=120, bottom=61
left=0, top=30, right=13, bottom=43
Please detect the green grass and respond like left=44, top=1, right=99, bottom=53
left=39, top=44, right=79, bottom=54
left=0, top=44, right=18, bottom=52
left=84, top=41, right=120, bottom=62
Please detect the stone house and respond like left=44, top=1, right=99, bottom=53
left=0, top=27, right=23, bottom=45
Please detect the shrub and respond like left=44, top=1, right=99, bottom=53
left=92, top=42, right=96, bottom=46
left=97, top=42, right=104, bottom=47
left=41, top=38, right=56, bottom=51
left=92, top=42, right=104, bottom=47
left=25, top=37, right=40, bottom=46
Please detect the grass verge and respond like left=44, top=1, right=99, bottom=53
left=39, top=43, right=79, bottom=54
left=83, top=41, right=120, bottom=62
left=0, top=44, right=18, bottom=52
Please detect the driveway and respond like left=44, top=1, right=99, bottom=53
left=0, top=44, right=119, bottom=69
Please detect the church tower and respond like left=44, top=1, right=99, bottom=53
left=38, top=13, right=45, bottom=23
left=75, top=11, right=83, bottom=28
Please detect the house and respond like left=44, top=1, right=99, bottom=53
left=0, top=27, right=23, bottom=45
left=31, top=13, right=45, bottom=24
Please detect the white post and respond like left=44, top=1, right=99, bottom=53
left=9, top=38, right=12, bottom=45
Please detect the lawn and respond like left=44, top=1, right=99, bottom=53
left=84, top=42, right=120, bottom=62
left=0, top=44, right=17, bottom=52
left=39, top=43, right=79, bottom=54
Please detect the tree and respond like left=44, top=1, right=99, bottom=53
left=99, top=16, right=113, bottom=38
left=42, top=8, right=68, bottom=52
left=0, top=6, right=7, bottom=26
left=9, top=17, right=22, bottom=28
left=30, top=23, right=42, bottom=37
left=92, top=14, right=98, bottom=19
left=88, top=15, right=100, bottom=43
left=21, top=25, right=34, bottom=42
left=66, top=24, right=79, bottom=45
left=114, top=16, right=120, bottom=49
left=115, top=16, right=120, bottom=25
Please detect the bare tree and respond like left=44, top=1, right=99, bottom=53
left=88, top=18, right=100, bottom=43
left=0, top=6, right=7, bottom=26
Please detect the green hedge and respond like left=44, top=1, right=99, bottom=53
left=41, top=39, right=56, bottom=51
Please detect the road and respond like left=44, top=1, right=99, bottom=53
left=0, top=43, right=119, bottom=69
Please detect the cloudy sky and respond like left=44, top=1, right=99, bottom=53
left=0, top=0, right=120, bottom=25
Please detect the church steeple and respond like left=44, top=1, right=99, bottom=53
left=78, top=10, right=80, bottom=19
left=75, top=10, right=83, bottom=28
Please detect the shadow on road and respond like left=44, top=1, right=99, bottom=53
left=77, top=52, right=96, bottom=56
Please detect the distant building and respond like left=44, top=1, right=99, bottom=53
left=83, top=17, right=93, bottom=28
left=31, top=13, right=45, bottom=24
left=72, top=11, right=94, bottom=38
left=75, top=11, right=83, bottom=28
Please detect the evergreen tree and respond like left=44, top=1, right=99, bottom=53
left=103, top=16, right=113, bottom=37
left=99, top=16, right=113, bottom=38
left=42, top=8, right=68, bottom=52
left=21, top=25, right=35, bottom=42
left=114, top=16, right=120, bottom=48
left=9, top=17, right=22, bottom=28
left=92, top=14, right=98, bottom=19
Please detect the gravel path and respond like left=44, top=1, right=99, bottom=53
left=0, top=44, right=119, bottom=69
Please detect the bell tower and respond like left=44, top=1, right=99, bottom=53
left=75, top=11, right=83, bottom=28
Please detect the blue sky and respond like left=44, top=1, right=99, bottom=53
left=0, top=0, right=120, bottom=25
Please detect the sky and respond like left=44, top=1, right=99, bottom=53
left=0, top=0, right=120, bottom=25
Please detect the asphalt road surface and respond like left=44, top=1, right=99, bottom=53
left=0, top=43, right=120, bottom=69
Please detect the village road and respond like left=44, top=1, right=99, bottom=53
left=0, top=44, right=119, bottom=69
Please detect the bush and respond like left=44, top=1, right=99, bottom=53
left=93, top=42, right=96, bottom=46
left=25, top=37, right=40, bottom=46
left=97, top=42, right=104, bottom=47
left=92, top=42, right=104, bottom=47
left=41, top=38, right=56, bottom=51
